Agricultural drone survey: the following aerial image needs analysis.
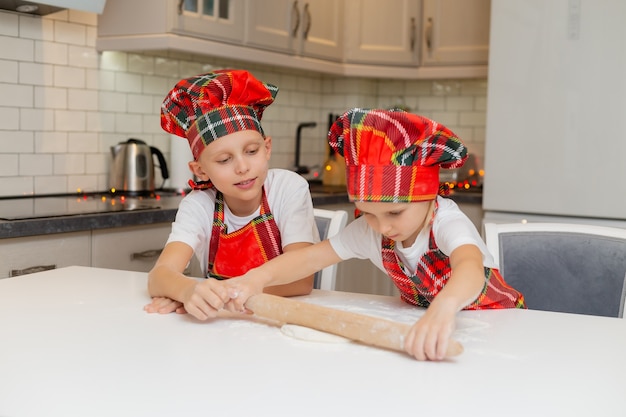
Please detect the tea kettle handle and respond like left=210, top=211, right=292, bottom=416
left=150, top=146, right=170, bottom=181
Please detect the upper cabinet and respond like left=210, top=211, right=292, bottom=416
left=96, top=0, right=490, bottom=79
left=176, top=0, right=245, bottom=43
left=344, top=0, right=420, bottom=66
left=420, top=0, right=490, bottom=66
left=97, top=0, right=245, bottom=44
left=247, top=0, right=343, bottom=61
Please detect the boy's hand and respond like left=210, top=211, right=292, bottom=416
left=144, top=296, right=187, bottom=314
left=404, top=300, right=457, bottom=361
left=181, top=278, right=232, bottom=320
left=220, top=272, right=267, bottom=313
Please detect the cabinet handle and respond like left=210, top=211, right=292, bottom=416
left=425, top=17, right=433, bottom=53
left=131, top=249, right=163, bottom=261
left=291, top=1, right=300, bottom=38
left=10, top=264, right=56, bottom=277
left=410, top=17, right=416, bottom=51
left=177, top=0, right=183, bottom=15
left=303, top=3, right=312, bottom=40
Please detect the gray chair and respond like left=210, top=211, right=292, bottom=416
left=312, top=208, right=348, bottom=290
left=484, top=222, right=626, bottom=318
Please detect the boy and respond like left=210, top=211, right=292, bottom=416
left=210, top=108, right=525, bottom=361
left=145, top=70, right=319, bottom=319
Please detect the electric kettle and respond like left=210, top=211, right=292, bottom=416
left=109, top=138, right=169, bottom=194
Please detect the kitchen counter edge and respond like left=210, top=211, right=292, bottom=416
left=0, top=192, right=481, bottom=239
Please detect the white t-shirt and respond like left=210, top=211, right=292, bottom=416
left=167, top=169, right=320, bottom=275
left=329, top=196, right=497, bottom=274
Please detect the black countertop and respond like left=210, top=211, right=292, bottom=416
left=0, top=190, right=481, bottom=239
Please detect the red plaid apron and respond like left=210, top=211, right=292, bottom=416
left=207, top=188, right=282, bottom=279
left=381, top=206, right=525, bottom=309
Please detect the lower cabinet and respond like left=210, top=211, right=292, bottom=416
left=0, top=231, right=91, bottom=279
left=92, top=224, right=172, bottom=273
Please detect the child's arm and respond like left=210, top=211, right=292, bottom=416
left=146, top=241, right=232, bottom=320
left=262, top=241, right=315, bottom=297
left=222, top=240, right=342, bottom=312
left=404, top=244, right=485, bottom=361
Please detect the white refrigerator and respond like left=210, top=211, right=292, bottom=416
left=483, top=0, right=626, bottom=228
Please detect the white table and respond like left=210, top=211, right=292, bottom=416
left=1, top=266, right=625, bottom=416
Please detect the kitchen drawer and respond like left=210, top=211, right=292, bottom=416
left=0, top=232, right=91, bottom=279
left=92, top=224, right=172, bottom=273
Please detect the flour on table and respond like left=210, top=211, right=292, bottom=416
left=280, top=324, right=352, bottom=344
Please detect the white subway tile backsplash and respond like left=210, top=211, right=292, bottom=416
left=68, top=132, right=98, bottom=153
left=53, top=65, right=85, bottom=88
left=98, top=91, right=127, bottom=112
left=34, top=175, right=66, bottom=194
left=68, top=89, right=98, bottom=111
left=0, top=177, right=33, bottom=196
left=0, top=130, right=34, bottom=153
left=19, top=14, right=54, bottom=41
left=459, top=111, right=487, bottom=127
left=55, top=109, right=86, bottom=131
left=114, top=113, right=143, bottom=133
left=35, top=131, right=67, bottom=153
left=0, top=83, right=33, bottom=107
left=54, top=21, right=86, bottom=45
left=35, top=40, right=67, bottom=65
left=115, top=72, right=142, bottom=93
left=35, top=86, right=67, bottom=109
left=0, top=36, right=34, bottom=61
left=20, top=153, right=53, bottom=176
left=87, top=69, right=115, bottom=91
left=143, top=75, right=169, bottom=95
left=20, top=108, right=54, bottom=131
left=19, top=62, right=54, bottom=85
left=54, top=153, right=84, bottom=175
left=0, top=59, right=18, bottom=83
left=0, top=12, right=18, bottom=36
left=0, top=11, right=488, bottom=196
left=0, top=155, right=18, bottom=176
left=68, top=45, right=98, bottom=69
left=128, top=54, right=155, bottom=75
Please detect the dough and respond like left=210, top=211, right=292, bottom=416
left=280, top=324, right=352, bottom=344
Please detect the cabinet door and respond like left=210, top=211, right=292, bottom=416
left=175, top=0, right=246, bottom=43
left=246, top=0, right=295, bottom=53
left=299, top=0, right=343, bottom=61
left=344, top=0, right=420, bottom=65
left=246, top=0, right=343, bottom=60
left=421, top=0, right=491, bottom=66
left=92, top=224, right=172, bottom=273
left=0, top=232, right=91, bottom=279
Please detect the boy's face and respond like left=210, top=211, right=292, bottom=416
left=354, top=200, right=434, bottom=248
left=189, top=130, right=272, bottom=215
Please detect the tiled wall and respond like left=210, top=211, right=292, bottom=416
left=0, top=9, right=488, bottom=197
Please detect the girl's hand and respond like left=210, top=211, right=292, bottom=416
left=144, top=296, right=187, bottom=314
left=220, top=272, right=267, bottom=314
left=181, top=278, right=232, bottom=320
left=404, top=300, right=457, bottom=361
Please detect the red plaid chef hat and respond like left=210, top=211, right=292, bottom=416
left=161, top=69, right=278, bottom=160
left=328, top=108, right=467, bottom=202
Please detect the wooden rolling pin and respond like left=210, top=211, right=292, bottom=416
left=245, top=293, right=463, bottom=359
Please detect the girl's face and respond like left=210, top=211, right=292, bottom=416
left=354, top=200, right=434, bottom=248
left=189, top=130, right=272, bottom=216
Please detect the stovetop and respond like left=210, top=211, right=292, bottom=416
left=0, top=190, right=185, bottom=221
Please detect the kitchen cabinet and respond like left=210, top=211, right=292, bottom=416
left=92, top=224, right=172, bottom=273
left=420, top=0, right=491, bottom=66
left=343, top=0, right=420, bottom=66
left=98, top=0, right=245, bottom=45
left=0, top=232, right=91, bottom=279
left=246, top=0, right=343, bottom=61
left=91, top=223, right=202, bottom=275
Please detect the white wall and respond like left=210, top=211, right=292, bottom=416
left=0, top=9, right=488, bottom=197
